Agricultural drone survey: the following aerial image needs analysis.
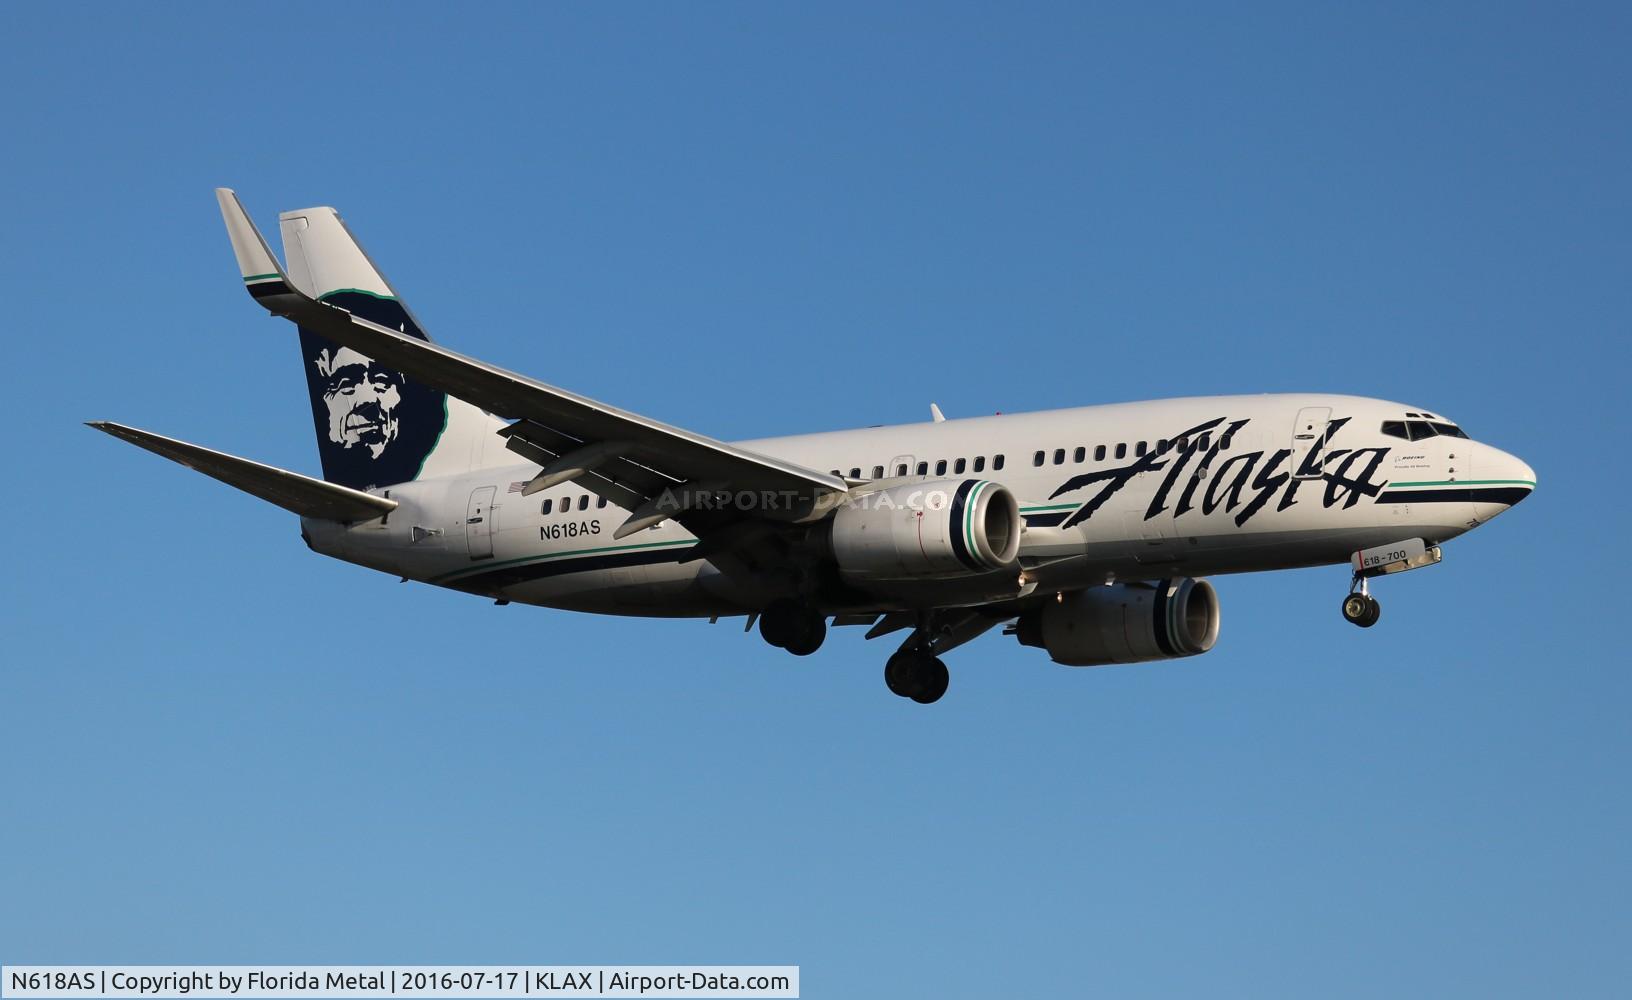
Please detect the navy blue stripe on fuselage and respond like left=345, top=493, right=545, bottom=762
left=1383, top=487, right=1531, bottom=506
left=1023, top=511, right=1070, bottom=528
left=443, top=547, right=691, bottom=594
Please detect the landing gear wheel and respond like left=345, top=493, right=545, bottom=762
left=759, top=598, right=802, bottom=648
left=783, top=614, right=827, bottom=656
left=910, top=657, right=950, bottom=704
left=1342, top=593, right=1381, bottom=628
left=884, top=650, right=949, bottom=703
left=884, top=651, right=920, bottom=697
left=759, top=599, right=825, bottom=654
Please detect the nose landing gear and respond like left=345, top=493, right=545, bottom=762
left=1342, top=576, right=1382, bottom=628
left=1342, top=539, right=1444, bottom=629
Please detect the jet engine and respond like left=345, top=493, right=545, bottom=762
left=823, top=479, right=1021, bottom=581
left=1015, top=578, right=1220, bottom=666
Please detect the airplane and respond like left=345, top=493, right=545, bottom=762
left=89, top=189, right=1537, bottom=704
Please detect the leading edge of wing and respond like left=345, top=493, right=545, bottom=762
left=214, top=189, right=848, bottom=505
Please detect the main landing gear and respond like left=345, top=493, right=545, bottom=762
left=755, top=602, right=968, bottom=704
left=1342, top=576, right=1381, bottom=628
left=758, top=598, right=826, bottom=656
left=884, top=648, right=950, bottom=704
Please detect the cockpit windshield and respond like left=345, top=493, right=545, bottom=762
left=1381, top=420, right=1469, bottom=441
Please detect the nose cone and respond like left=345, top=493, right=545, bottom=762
left=1472, top=446, right=1536, bottom=522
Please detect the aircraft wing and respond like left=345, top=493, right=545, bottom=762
left=216, top=189, right=847, bottom=536
left=88, top=421, right=398, bottom=523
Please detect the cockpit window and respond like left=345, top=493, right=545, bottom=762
left=1382, top=419, right=1469, bottom=441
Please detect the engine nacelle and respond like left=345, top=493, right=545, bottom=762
left=825, top=479, right=1021, bottom=581
left=1016, top=578, right=1221, bottom=667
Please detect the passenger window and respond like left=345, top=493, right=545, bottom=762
left=973, top=456, right=985, bottom=472
left=1073, top=446, right=1085, bottom=463
left=952, top=458, right=965, bottom=474
left=540, top=499, right=553, bottom=515
left=1115, top=443, right=1127, bottom=459
left=1176, top=436, right=1189, bottom=452
left=578, top=495, right=589, bottom=511
left=871, top=465, right=884, bottom=480
left=1033, top=450, right=1045, bottom=467
left=916, top=461, right=929, bottom=475
left=1219, top=432, right=1232, bottom=450
left=936, top=459, right=948, bottom=475
left=1157, top=439, right=1170, bottom=456
left=895, top=463, right=908, bottom=476
left=1053, top=448, right=1065, bottom=465
left=1197, top=433, right=1209, bottom=451
left=1136, top=441, right=1147, bottom=457
left=597, top=497, right=607, bottom=509
left=993, top=454, right=1005, bottom=470
left=1095, top=445, right=1106, bottom=461
left=849, top=467, right=861, bottom=479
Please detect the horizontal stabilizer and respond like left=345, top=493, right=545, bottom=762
left=88, top=422, right=398, bottom=523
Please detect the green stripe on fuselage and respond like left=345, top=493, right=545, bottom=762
left=1386, top=479, right=1536, bottom=489
left=430, top=537, right=695, bottom=585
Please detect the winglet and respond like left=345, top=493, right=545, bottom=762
left=930, top=403, right=946, bottom=423
left=215, top=188, right=296, bottom=302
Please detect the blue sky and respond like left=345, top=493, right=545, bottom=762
left=1, top=3, right=1627, bottom=997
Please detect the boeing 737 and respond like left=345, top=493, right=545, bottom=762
left=89, top=190, right=1537, bottom=703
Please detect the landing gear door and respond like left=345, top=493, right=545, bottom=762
left=466, top=485, right=496, bottom=560
left=1290, top=406, right=1332, bottom=479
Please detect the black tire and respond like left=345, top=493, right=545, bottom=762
left=783, top=613, right=827, bottom=656
left=884, top=651, right=920, bottom=697
left=1359, top=596, right=1381, bottom=628
left=1342, top=593, right=1370, bottom=625
left=758, top=598, right=804, bottom=648
left=910, top=657, right=950, bottom=704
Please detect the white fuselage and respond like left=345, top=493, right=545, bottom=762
left=302, top=393, right=1535, bottom=617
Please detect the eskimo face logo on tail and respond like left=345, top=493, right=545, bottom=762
left=315, top=346, right=402, bottom=457
left=297, top=291, right=448, bottom=492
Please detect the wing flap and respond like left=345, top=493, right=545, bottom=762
left=89, top=422, right=398, bottom=523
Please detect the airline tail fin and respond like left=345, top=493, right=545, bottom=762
left=215, top=190, right=508, bottom=492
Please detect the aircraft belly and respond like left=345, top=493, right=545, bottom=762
left=499, top=560, right=729, bottom=618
